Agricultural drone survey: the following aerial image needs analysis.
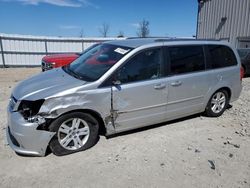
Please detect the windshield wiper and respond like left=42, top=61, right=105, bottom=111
left=62, top=66, right=82, bottom=80
left=62, top=66, right=94, bottom=82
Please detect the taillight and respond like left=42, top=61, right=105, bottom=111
left=240, top=66, right=244, bottom=81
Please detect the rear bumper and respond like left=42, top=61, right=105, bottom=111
left=230, top=82, right=242, bottom=103
left=6, top=107, right=55, bottom=156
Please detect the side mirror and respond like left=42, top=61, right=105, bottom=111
left=112, top=80, right=121, bottom=86
left=111, top=79, right=121, bottom=91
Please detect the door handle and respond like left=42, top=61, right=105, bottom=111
left=171, top=81, right=182, bottom=87
left=154, top=83, right=166, bottom=90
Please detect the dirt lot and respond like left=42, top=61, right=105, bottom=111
left=0, top=68, right=249, bottom=188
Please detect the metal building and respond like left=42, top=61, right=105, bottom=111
left=196, top=0, right=250, bottom=48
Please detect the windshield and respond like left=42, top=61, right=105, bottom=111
left=63, top=43, right=133, bottom=81
left=76, top=43, right=100, bottom=56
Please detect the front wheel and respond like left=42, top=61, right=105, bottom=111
left=205, top=90, right=229, bottom=117
left=49, top=112, right=99, bottom=156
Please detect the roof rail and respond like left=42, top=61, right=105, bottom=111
left=154, top=38, right=221, bottom=42
left=126, top=36, right=172, bottom=40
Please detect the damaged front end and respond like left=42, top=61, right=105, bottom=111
left=17, top=99, right=46, bottom=122
left=6, top=96, right=56, bottom=156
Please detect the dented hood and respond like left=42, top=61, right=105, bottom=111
left=13, top=68, right=86, bottom=101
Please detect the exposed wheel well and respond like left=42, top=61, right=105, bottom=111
left=218, top=87, right=231, bottom=101
left=45, top=109, right=106, bottom=135
left=70, top=109, right=106, bottom=135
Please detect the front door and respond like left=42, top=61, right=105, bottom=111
left=112, top=47, right=168, bottom=132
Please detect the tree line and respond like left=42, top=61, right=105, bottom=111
left=79, top=19, right=150, bottom=38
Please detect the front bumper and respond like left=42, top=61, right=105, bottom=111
left=6, top=107, right=55, bottom=156
left=41, top=61, right=54, bottom=72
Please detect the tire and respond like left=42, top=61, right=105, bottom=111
left=49, top=112, right=99, bottom=156
left=205, top=89, right=229, bottom=117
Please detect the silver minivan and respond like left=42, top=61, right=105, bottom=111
left=7, top=39, right=242, bottom=156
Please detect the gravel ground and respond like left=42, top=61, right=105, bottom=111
left=0, top=68, right=249, bottom=188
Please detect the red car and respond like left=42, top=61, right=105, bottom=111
left=41, top=44, right=99, bottom=71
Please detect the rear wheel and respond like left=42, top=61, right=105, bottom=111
left=49, top=112, right=99, bottom=156
left=205, top=90, right=229, bottom=117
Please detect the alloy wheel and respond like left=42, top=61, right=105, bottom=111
left=57, top=118, right=90, bottom=150
left=210, top=92, right=226, bottom=114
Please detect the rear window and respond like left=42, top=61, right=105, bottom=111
left=169, top=45, right=205, bottom=75
left=207, top=45, right=237, bottom=68
left=237, top=49, right=248, bottom=59
left=237, top=49, right=250, bottom=59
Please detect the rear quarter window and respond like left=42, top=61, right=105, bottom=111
left=207, top=45, right=237, bottom=69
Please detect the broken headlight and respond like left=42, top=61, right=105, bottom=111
left=18, top=99, right=45, bottom=119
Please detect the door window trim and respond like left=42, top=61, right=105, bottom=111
left=99, top=46, right=166, bottom=88
left=165, top=44, right=207, bottom=76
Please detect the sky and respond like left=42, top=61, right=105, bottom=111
left=0, top=0, right=198, bottom=38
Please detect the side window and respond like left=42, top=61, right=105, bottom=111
left=169, top=45, right=205, bottom=75
left=117, top=48, right=163, bottom=84
left=208, top=45, right=237, bottom=68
